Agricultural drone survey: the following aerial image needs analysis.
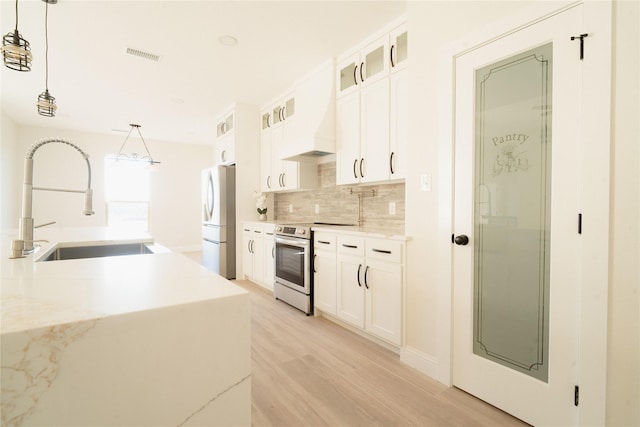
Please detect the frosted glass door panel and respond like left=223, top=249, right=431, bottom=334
left=364, top=46, right=384, bottom=80
left=473, top=43, right=552, bottom=382
left=339, top=62, right=358, bottom=93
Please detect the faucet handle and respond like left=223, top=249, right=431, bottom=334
left=35, top=221, right=56, bottom=229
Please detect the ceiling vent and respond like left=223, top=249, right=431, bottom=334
left=125, top=47, right=161, bottom=62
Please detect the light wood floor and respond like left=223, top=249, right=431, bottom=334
left=231, top=279, right=529, bottom=427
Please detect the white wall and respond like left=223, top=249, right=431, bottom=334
left=1, top=124, right=213, bottom=251
left=404, top=0, right=534, bottom=371
left=607, top=0, right=640, bottom=424
left=0, top=113, right=21, bottom=231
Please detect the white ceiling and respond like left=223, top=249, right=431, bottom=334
left=1, top=0, right=407, bottom=145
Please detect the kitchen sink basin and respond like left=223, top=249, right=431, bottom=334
left=38, top=242, right=154, bottom=262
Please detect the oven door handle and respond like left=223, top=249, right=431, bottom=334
left=275, top=236, right=310, bottom=248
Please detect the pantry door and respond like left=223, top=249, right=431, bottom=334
left=452, top=4, right=583, bottom=425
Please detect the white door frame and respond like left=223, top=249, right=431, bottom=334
left=435, top=1, right=612, bottom=424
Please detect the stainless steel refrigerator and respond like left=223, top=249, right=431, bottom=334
left=201, top=165, right=236, bottom=278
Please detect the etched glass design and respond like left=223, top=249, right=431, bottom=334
left=473, top=43, right=552, bottom=382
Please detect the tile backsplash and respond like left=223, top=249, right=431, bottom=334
left=274, top=161, right=405, bottom=232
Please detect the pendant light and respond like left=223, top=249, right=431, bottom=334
left=37, top=0, right=56, bottom=117
left=1, top=0, right=32, bottom=71
left=112, top=124, right=161, bottom=165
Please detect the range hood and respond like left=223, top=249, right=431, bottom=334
left=280, top=59, right=336, bottom=161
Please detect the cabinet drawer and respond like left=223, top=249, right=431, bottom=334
left=366, top=238, right=403, bottom=263
left=314, top=232, right=337, bottom=252
left=337, top=236, right=365, bottom=256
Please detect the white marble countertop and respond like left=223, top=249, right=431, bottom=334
left=311, top=224, right=409, bottom=240
left=1, top=227, right=248, bottom=335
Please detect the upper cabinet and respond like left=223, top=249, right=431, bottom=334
left=336, top=20, right=408, bottom=186
left=215, top=110, right=235, bottom=165
left=260, top=99, right=317, bottom=193
left=337, top=35, right=390, bottom=98
left=389, top=23, right=408, bottom=72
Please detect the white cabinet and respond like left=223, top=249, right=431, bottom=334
left=335, top=235, right=403, bottom=346
left=215, top=111, right=235, bottom=165
left=313, top=232, right=338, bottom=315
left=259, top=99, right=317, bottom=193
left=336, top=22, right=408, bottom=185
left=242, top=222, right=275, bottom=290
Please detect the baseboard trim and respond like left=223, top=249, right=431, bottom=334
left=400, top=346, right=439, bottom=380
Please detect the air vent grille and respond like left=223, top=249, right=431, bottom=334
left=125, top=47, right=161, bottom=62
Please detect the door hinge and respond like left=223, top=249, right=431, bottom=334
left=578, top=213, right=582, bottom=234
left=570, top=33, right=589, bottom=60
left=574, top=385, right=579, bottom=406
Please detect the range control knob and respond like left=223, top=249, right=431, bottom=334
left=297, top=229, right=306, bottom=235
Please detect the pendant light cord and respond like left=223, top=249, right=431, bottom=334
left=44, top=1, right=49, bottom=90
left=14, top=0, right=19, bottom=31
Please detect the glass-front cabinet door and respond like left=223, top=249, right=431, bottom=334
left=390, top=24, right=408, bottom=71
left=283, top=96, right=295, bottom=120
left=261, top=111, right=271, bottom=131
left=337, top=55, right=360, bottom=98
left=361, top=35, right=389, bottom=86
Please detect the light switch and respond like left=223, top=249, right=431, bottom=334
left=421, top=173, right=432, bottom=192
left=389, top=202, right=396, bottom=215
left=288, top=204, right=293, bottom=213
left=315, top=204, right=320, bottom=214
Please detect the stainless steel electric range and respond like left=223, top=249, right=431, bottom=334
left=273, top=222, right=352, bottom=315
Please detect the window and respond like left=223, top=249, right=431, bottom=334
left=105, top=158, right=150, bottom=231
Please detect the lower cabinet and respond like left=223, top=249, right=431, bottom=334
left=314, top=231, right=404, bottom=347
left=243, top=222, right=275, bottom=290
left=313, top=232, right=337, bottom=315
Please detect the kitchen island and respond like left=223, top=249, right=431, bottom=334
left=1, top=227, right=250, bottom=426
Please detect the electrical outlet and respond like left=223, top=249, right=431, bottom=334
left=315, top=204, right=320, bottom=214
left=288, top=204, right=293, bottom=213
left=389, top=202, right=396, bottom=215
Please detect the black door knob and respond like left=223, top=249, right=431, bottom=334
left=454, top=235, right=469, bottom=246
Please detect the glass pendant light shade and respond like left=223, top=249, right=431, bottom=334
left=2, top=0, right=32, bottom=71
left=37, top=89, right=57, bottom=116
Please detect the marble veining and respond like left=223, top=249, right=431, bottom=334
left=177, top=373, right=251, bottom=427
left=1, top=320, right=98, bottom=426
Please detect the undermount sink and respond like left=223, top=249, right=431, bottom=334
left=38, top=242, right=154, bottom=262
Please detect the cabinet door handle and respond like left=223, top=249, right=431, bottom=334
left=342, top=244, right=358, bottom=249
left=390, top=44, right=395, bottom=68
left=372, top=248, right=392, bottom=254
left=267, top=175, right=271, bottom=189
left=357, top=264, right=362, bottom=287
left=317, top=240, right=331, bottom=245
left=248, top=240, right=251, bottom=253
left=221, top=150, right=226, bottom=163
left=272, top=247, right=275, bottom=259
left=282, top=173, right=286, bottom=188
left=359, top=62, right=364, bottom=82
left=353, top=64, right=359, bottom=86
left=267, top=113, right=271, bottom=128
left=282, top=106, right=286, bottom=121
left=353, top=159, right=358, bottom=179
left=313, top=254, right=317, bottom=273
left=359, top=158, right=365, bottom=178
left=389, top=152, right=395, bottom=174
left=364, top=265, right=370, bottom=289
